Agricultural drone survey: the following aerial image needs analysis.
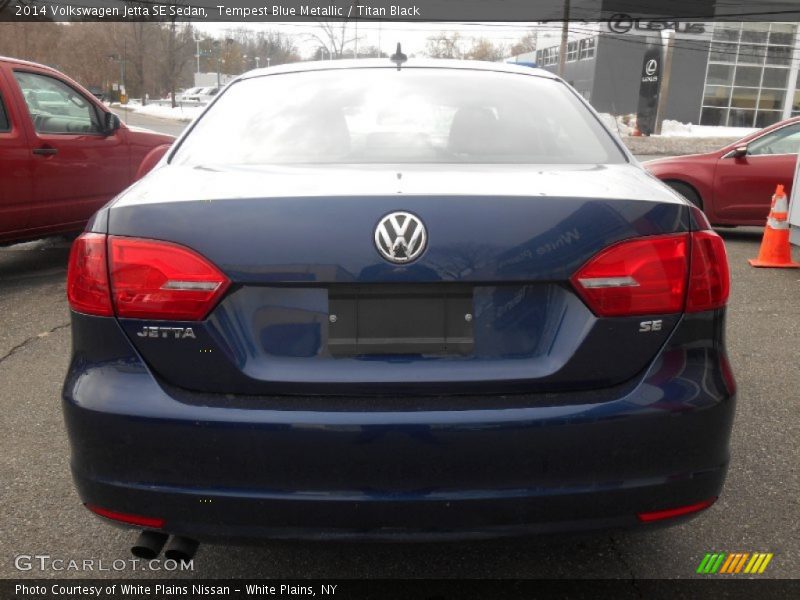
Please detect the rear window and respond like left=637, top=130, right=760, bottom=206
left=172, top=68, right=625, bottom=166
left=0, top=94, right=9, bottom=132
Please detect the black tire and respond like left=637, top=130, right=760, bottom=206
left=666, top=180, right=703, bottom=209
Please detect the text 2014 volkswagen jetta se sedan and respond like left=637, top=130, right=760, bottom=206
left=63, top=59, right=734, bottom=554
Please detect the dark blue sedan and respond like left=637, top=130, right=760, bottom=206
left=63, top=59, right=734, bottom=558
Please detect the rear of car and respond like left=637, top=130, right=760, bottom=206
left=63, top=61, right=735, bottom=542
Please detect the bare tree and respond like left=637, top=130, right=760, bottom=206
left=307, top=21, right=358, bottom=59
left=465, top=38, right=506, bottom=62
left=509, top=31, right=538, bottom=57
left=161, top=7, right=195, bottom=107
left=425, top=32, right=464, bottom=59
left=120, top=1, right=163, bottom=103
left=356, top=46, right=385, bottom=59
left=253, top=30, right=300, bottom=66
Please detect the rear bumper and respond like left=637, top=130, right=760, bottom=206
left=63, top=312, right=736, bottom=541
left=73, top=471, right=725, bottom=542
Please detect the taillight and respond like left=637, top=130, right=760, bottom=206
left=572, top=230, right=730, bottom=317
left=109, top=236, right=230, bottom=320
left=686, top=230, right=730, bottom=312
left=571, top=234, right=689, bottom=317
left=67, top=233, right=113, bottom=316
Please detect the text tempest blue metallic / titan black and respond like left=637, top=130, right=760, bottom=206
left=62, top=59, right=735, bottom=549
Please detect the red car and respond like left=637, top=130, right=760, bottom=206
left=645, top=116, right=800, bottom=226
left=0, top=56, right=173, bottom=245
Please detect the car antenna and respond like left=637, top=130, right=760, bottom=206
left=390, top=43, right=407, bottom=70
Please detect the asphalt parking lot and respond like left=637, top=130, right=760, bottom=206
left=1, top=115, right=798, bottom=581
left=1, top=221, right=798, bottom=581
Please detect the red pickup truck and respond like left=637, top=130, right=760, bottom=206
left=0, top=56, right=174, bottom=245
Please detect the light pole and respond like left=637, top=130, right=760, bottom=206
left=255, top=56, right=260, bottom=68
left=194, top=34, right=201, bottom=75
left=212, top=40, right=221, bottom=87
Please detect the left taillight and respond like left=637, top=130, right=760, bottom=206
left=108, top=236, right=230, bottom=320
left=67, top=233, right=230, bottom=321
left=67, top=233, right=113, bottom=316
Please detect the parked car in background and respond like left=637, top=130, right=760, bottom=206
left=645, top=116, right=800, bottom=226
left=0, top=56, right=175, bottom=245
left=184, top=86, right=220, bottom=105
left=64, top=60, right=734, bottom=555
left=87, top=86, right=105, bottom=101
left=177, top=86, right=202, bottom=102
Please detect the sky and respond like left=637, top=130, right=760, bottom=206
left=194, top=21, right=577, bottom=58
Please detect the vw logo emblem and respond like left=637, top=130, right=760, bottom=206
left=374, top=211, right=427, bottom=264
left=645, top=59, right=658, bottom=76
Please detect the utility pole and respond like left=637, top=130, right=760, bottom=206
left=654, top=31, right=675, bottom=135
left=194, top=34, right=201, bottom=75
left=352, top=0, right=359, bottom=58
left=558, top=0, right=570, bottom=77
left=213, top=40, right=221, bottom=88
left=107, top=45, right=126, bottom=104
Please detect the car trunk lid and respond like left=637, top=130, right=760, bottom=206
left=108, top=164, right=690, bottom=396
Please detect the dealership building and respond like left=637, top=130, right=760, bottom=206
left=511, top=22, right=800, bottom=128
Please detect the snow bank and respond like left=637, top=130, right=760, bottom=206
left=597, top=114, right=757, bottom=139
left=597, top=113, right=633, bottom=136
left=128, top=103, right=205, bottom=122
left=659, top=119, right=758, bottom=138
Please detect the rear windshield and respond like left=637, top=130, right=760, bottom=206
left=172, top=68, right=626, bottom=166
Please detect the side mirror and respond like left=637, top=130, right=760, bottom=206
left=732, top=145, right=748, bottom=158
left=103, top=112, right=121, bottom=136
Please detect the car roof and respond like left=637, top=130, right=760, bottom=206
left=239, top=58, right=560, bottom=82
left=0, top=55, right=60, bottom=71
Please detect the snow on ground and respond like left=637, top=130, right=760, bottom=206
left=597, top=114, right=758, bottom=138
left=659, top=119, right=758, bottom=138
left=110, top=101, right=205, bottom=122
left=597, top=113, right=633, bottom=136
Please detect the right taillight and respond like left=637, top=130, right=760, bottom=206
left=571, top=233, right=689, bottom=317
left=685, top=230, right=730, bottom=312
left=571, top=229, right=729, bottom=317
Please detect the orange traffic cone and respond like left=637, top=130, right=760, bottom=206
left=748, top=184, right=800, bottom=268
left=631, top=116, right=642, bottom=137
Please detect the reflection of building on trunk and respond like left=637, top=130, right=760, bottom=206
left=508, top=21, right=800, bottom=129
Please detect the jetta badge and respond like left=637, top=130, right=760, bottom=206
left=137, top=326, right=196, bottom=339
left=374, top=211, right=427, bottom=264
